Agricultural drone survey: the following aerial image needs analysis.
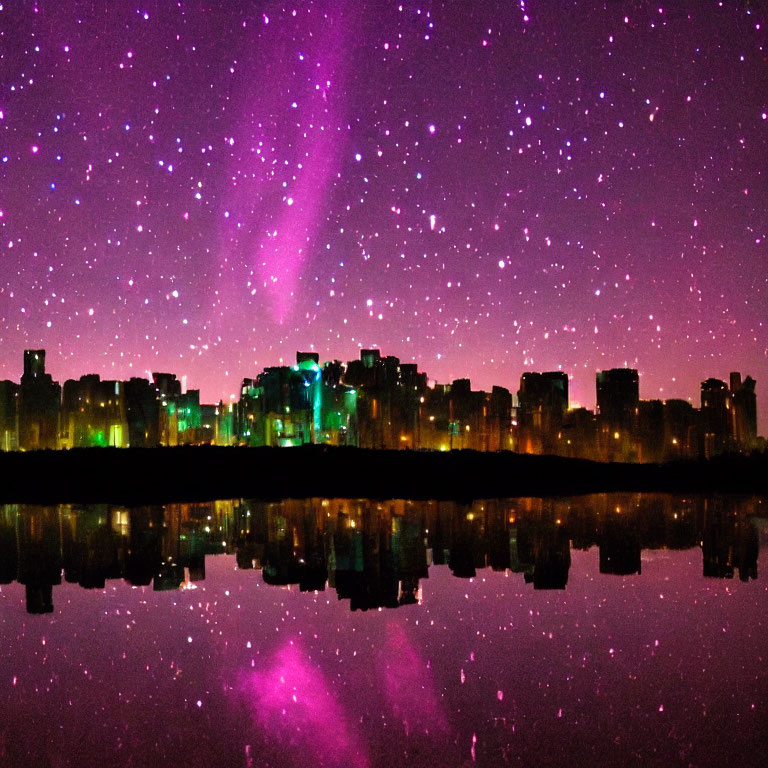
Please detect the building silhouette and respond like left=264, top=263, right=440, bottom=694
left=343, top=349, right=426, bottom=449
left=596, top=368, right=639, bottom=461
left=637, top=399, right=664, bottom=463
left=60, top=375, right=128, bottom=448
left=0, top=379, right=18, bottom=451
left=0, top=348, right=761, bottom=460
left=517, top=371, right=568, bottom=455
left=730, top=372, right=757, bottom=452
left=661, top=399, right=699, bottom=461
left=124, top=377, right=161, bottom=447
left=560, top=407, right=599, bottom=460
left=18, top=350, right=61, bottom=450
left=700, top=378, right=730, bottom=458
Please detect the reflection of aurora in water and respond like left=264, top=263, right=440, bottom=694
left=0, top=495, right=764, bottom=614
left=377, top=621, right=448, bottom=737
left=238, top=625, right=449, bottom=768
left=0, top=494, right=766, bottom=767
left=241, top=641, right=369, bottom=768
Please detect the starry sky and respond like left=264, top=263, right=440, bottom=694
left=1, top=1, right=766, bottom=429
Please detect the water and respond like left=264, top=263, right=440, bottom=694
left=0, top=495, right=766, bottom=767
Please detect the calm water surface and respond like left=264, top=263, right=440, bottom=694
left=0, top=494, right=766, bottom=767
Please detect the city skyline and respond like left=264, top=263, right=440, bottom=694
left=0, top=341, right=759, bottom=417
left=1, top=2, right=766, bottom=433
left=0, top=345, right=760, bottom=463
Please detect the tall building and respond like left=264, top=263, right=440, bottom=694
left=60, top=374, right=128, bottom=448
left=560, top=407, right=599, bottom=461
left=152, top=372, right=182, bottom=399
left=318, top=361, right=358, bottom=446
left=124, top=377, right=161, bottom=447
left=213, top=400, right=235, bottom=446
left=662, top=399, right=698, bottom=460
left=0, top=380, right=19, bottom=451
left=517, top=372, right=568, bottom=455
left=596, top=368, right=639, bottom=461
left=700, top=378, right=730, bottom=458
left=637, top=399, right=665, bottom=463
left=410, top=378, right=510, bottom=452
left=596, top=368, right=639, bottom=430
left=176, top=389, right=202, bottom=444
left=730, top=372, right=757, bottom=452
left=17, top=350, right=61, bottom=450
left=343, top=349, right=426, bottom=449
left=235, top=362, right=317, bottom=447
left=152, top=372, right=183, bottom=446
left=488, top=386, right=514, bottom=452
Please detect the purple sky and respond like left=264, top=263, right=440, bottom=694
left=1, top=2, right=766, bottom=429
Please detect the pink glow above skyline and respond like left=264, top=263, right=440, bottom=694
left=219, top=6, right=354, bottom=325
left=0, top=2, right=766, bottom=430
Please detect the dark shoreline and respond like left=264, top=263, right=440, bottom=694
left=1, top=445, right=767, bottom=505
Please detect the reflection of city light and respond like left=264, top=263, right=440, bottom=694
left=614, top=431, right=620, bottom=439
left=466, top=512, right=474, bottom=521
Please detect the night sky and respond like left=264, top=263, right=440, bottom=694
left=1, top=2, right=766, bottom=429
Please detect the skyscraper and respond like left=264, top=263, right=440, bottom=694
left=17, top=350, right=61, bottom=450
left=517, top=372, right=569, bottom=455
left=596, top=368, right=639, bottom=461
left=700, top=378, right=730, bottom=458
left=729, top=373, right=757, bottom=452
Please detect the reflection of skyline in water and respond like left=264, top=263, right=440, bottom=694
left=1, top=495, right=764, bottom=614
left=0, top=494, right=767, bottom=767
